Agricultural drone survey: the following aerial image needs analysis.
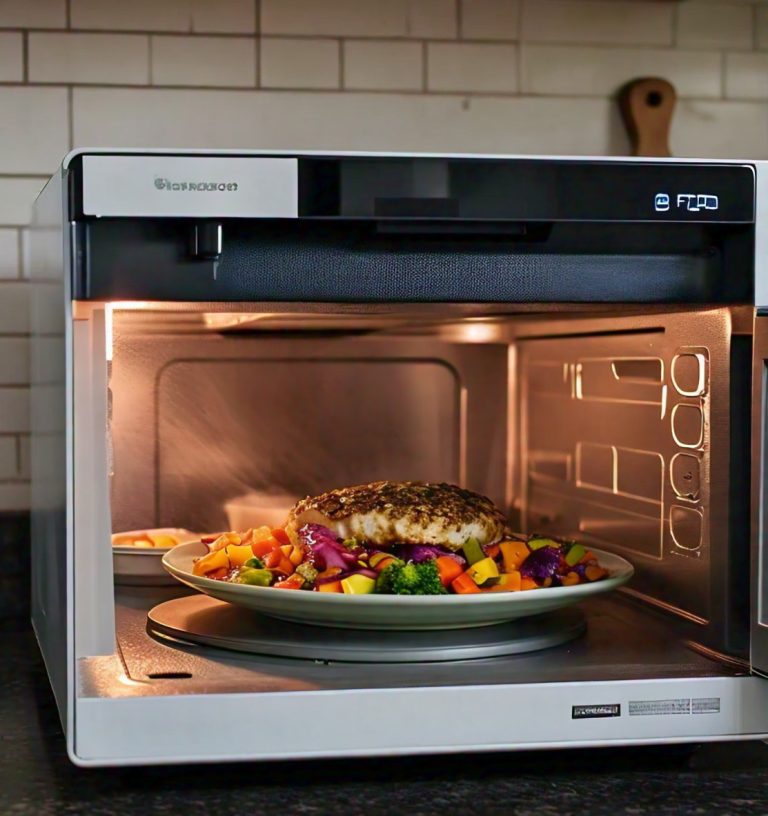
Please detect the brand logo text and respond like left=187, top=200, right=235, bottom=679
left=154, top=177, right=238, bottom=192
left=654, top=192, right=719, bottom=213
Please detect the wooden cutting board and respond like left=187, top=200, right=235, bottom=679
left=618, top=77, right=677, bottom=157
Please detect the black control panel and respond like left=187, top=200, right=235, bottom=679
left=298, top=157, right=755, bottom=223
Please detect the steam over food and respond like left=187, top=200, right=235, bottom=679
left=191, top=481, right=610, bottom=595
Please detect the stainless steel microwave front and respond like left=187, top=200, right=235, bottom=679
left=29, top=151, right=768, bottom=766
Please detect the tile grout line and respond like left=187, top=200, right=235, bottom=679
left=15, top=227, right=22, bottom=279
left=339, top=38, right=345, bottom=90
left=255, top=0, right=261, bottom=87
left=21, top=30, right=28, bottom=83
left=67, top=85, right=74, bottom=151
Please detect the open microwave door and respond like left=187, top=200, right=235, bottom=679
left=752, top=315, right=768, bottom=676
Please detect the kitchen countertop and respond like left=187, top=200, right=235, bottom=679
left=3, top=626, right=768, bottom=815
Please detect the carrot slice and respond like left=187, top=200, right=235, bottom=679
left=435, top=556, right=464, bottom=587
left=272, top=528, right=291, bottom=546
left=251, top=537, right=282, bottom=558
left=274, top=573, right=304, bottom=590
left=451, top=572, right=481, bottom=594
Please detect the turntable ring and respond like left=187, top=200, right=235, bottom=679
left=147, top=595, right=586, bottom=663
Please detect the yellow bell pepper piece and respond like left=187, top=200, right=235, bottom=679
left=192, top=548, right=230, bottom=576
left=224, top=544, right=256, bottom=568
left=468, top=556, right=500, bottom=586
left=341, top=574, right=376, bottom=594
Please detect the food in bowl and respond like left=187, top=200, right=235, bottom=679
left=112, top=528, right=198, bottom=549
left=190, top=481, right=609, bottom=595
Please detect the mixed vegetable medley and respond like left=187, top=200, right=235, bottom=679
left=191, top=524, right=609, bottom=595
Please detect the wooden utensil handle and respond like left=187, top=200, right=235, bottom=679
left=618, top=77, right=676, bottom=157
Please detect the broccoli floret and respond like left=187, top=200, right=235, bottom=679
left=375, top=559, right=447, bottom=595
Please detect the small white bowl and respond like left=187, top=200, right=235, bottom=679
left=112, top=528, right=198, bottom=586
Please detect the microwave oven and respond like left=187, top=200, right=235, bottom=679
left=29, top=150, right=768, bottom=766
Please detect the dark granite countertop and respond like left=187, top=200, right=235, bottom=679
left=3, top=626, right=768, bottom=815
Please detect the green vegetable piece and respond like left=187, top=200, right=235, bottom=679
left=237, top=567, right=273, bottom=587
left=295, top=561, right=318, bottom=586
left=462, top=537, right=486, bottom=565
left=375, top=560, right=446, bottom=595
left=244, top=556, right=265, bottom=569
left=528, top=537, right=559, bottom=551
left=565, top=544, right=586, bottom=566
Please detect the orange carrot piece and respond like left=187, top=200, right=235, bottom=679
left=520, top=577, right=538, bottom=591
left=585, top=565, right=608, bottom=581
left=562, top=571, right=580, bottom=586
left=251, top=537, right=282, bottom=558
left=435, top=556, right=464, bottom=587
left=451, top=572, right=481, bottom=594
left=274, top=573, right=304, bottom=590
left=318, top=580, right=343, bottom=593
left=500, top=540, right=531, bottom=573
left=272, top=528, right=290, bottom=546
left=373, top=556, right=396, bottom=573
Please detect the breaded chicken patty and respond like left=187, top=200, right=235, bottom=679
left=286, top=481, right=507, bottom=551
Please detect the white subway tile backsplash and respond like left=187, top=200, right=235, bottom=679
left=191, top=0, right=257, bottom=34
left=74, top=87, right=614, bottom=154
left=0, top=32, right=22, bottom=81
left=522, top=45, right=721, bottom=98
left=152, top=35, right=256, bottom=87
left=0, top=389, right=29, bottom=432
left=29, top=33, right=150, bottom=85
left=261, top=0, right=410, bottom=37
left=676, top=2, right=753, bottom=50
left=0, top=339, right=28, bottom=385
left=428, top=42, right=517, bottom=92
left=0, top=438, right=16, bottom=480
left=460, top=0, right=520, bottom=41
left=0, top=0, right=65, bottom=28
left=0, top=483, right=29, bottom=511
left=726, top=53, right=768, bottom=100
left=71, top=0, right=191, bottom=32
left=0, top=230, right=19, bottom=278
left=344, top=40, right=423, bottom=91
left=407, top=0, right=457, bottom=38
left=0, top=179, right=46, bottom=226
left=674, top=99, right=768, bottom=158
left=17, top=435, right=28, bottom=479
left=0, top=283, right=29, bottom=333
left=522, top=0, right=673, bottom=46
left=0, top=90, right=68, bottom=174
left=260, top=38, right=340, bottom=89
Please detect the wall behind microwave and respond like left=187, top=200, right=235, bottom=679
left=0, top=0, right=767, bottom=533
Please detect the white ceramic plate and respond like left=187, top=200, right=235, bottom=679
left=113, top=528, right=198, bottom=585
left=162, top=541, right=634, bottom=630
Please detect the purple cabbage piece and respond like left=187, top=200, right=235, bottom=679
left=393, top=544, right=466, bottom=566
left=298, top=524, right=361, bottom=572
left=520, top=546, right=562, bottom=580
